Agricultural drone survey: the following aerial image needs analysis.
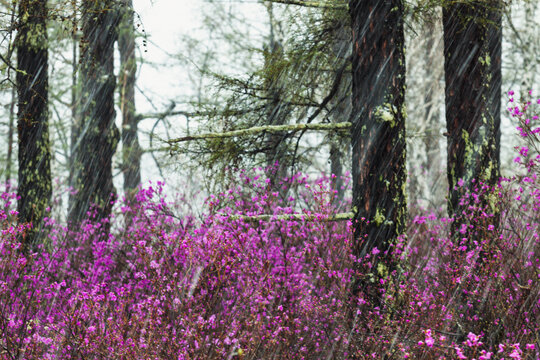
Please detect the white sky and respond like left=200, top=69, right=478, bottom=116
left=133, top=0, right=202, bottom=109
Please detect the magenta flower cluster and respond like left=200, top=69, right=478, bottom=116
left=0, top=94, right=538, bottom=359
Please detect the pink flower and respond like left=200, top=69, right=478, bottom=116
left=509, top=348, right=522, bottom=359
left=465, top=332, right=481, bottom=347
left=455, top=347, right=467, bottom=359
left=479, top=350, right=493, bottom=359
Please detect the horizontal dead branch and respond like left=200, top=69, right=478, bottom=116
left=167, top=122, right=352, bottom=144
left=217, top=212, right=354, bottom=222
left=264, top=0, right=347, bottom=10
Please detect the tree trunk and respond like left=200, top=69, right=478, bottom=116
left=264, top=39, right=288, bottom=176
left=16, top=0, right=51, bottom=249
left=68, top=2, right=79, bottom=214
left=264, top=3, right=291, bottom=190
left=6, top=86, right=16, bottom=187
left=350, top=0, right=406, bottom=267
left=420, top=19, right=443, bottom=209
left=118, top=0, right=141, bottom=198
left=443, top=1, right=502, bottom=233
left=423, top=22, right=440, bottom=173
left=69, top=0, right=119, bottom=227
left=329, top=23, right=351, bottom=208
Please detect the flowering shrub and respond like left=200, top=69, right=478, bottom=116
left=1, top=176, right=358, bottom=359
left=0, top=94, right=539, bottom=359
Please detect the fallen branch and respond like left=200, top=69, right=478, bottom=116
left=217, top=212, right=354, bottom=223
left=264, top=0, right=347, bottom=10
left=167, top=122, right=352, bottom=144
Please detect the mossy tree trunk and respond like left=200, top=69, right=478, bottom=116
left=443, top=1, right=502, bottom=234
left=16, top=0, right=51, bottom=249
left=118, top=0, right=141, bottom=198
left=349, top=0, right=406, bottom=272
left=69, top=0, right=119, bottom=228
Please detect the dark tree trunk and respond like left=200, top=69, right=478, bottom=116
left=330, top=143, right=344, bottom=206
left=69, top=0, right=120, bottom=227
left=16, top=0, right=51, bottom=248
left=443, top=1, right=502, bottom=233
left=350, top=0, right=406, bottom=266
left=6, top=86, right=16, bottom=186
left=118, top=0, right=141, bottom=199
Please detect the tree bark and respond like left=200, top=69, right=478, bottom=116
left=69, top=0, right=120, bottom=228
left=16, top=0, right=51, bottom=248
left=443, top=1, right=502, bottom=233
left=118, top=0, right=141, bottom=198
left=350, top=0, right=407, bottom=265
left=6, top=86, right=16, bottom=187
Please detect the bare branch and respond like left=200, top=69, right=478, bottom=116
left=264, top=0, right=347, bottom=10
left=167, top=122, right=352, bottom=144
left=218, top=212, right=354, bottom=222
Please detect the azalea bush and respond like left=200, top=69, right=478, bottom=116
left=0, top=94, right=539, bottom=359
left=1, top=176, right=357, bottom=359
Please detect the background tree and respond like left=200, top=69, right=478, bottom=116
left=443, top=1, right=502, bottom=232
left=118, top=0, right=141, bottom=198
left=68, top=0, right=80, bottom=209
left=68, top=0, right=119, bottom=226
left=349, top=0, right=407, bottom=271
left=16, top=0, right=51, bottom=248
left=263, top=2, right=291, bottom=189
left=405, top=8, right=446, bottom=212
left=322, top=5, right=351, bottom=208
